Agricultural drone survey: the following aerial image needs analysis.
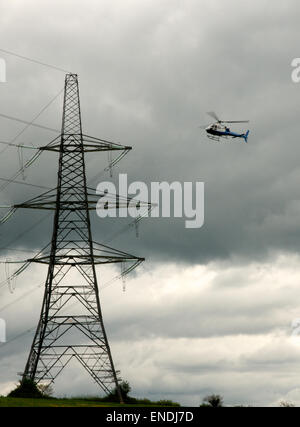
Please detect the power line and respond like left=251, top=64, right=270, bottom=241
left=0, top=88, right=62, bottom=198
left=0, top=88, right=63, bottom=156
left=0, top=140, right=37, bottom=150
left=0, top=285, right=40, bottom=313
left=0, top=150, right=43, bottom=192
left=0, top=247, right=37, bottom=254
left=0, top=113, right=59, bottom=134
left=0, top=177, right=50, bottom=190
left=0, top=48, right=71, bottom=74
left=0, top=213, right=50, bottom=253
left=0, top=327, right=34, bottom=348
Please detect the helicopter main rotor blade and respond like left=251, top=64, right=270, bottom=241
left=199, top=124, right=210, bottom=129
left=207, top=111, right=220, bottom=122
left=221, top=120, right=249, bottom=124
left=206, top=112, right=249, bottom=124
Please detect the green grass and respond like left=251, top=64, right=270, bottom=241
left=0, top=396, right=180, bottom=407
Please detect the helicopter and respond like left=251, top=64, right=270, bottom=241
left=200, top=112, right=250, bottom=142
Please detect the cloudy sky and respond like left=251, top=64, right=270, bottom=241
left=1, top=0, right=300, bottom=407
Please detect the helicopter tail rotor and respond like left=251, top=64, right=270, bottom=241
left=243, top=130, right=250, bottom=143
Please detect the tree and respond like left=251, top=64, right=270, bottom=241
left=119, top=380, right=131, bottom=398
left=201, top=394, right=224, bottom=408
left=103, top=381, right=132, bottom=403
left=279, top=401, right=296, bottom=407
left=8, top=378, right=44, bottom=399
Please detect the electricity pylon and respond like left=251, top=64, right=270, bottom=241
left=18, top=74, right=144, bottom=401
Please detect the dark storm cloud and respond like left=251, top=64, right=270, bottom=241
left=0, top=0, right=299, bottom=264
left=1, top=0, right=300, bottom=407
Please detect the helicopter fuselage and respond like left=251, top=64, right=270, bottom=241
left=206, top=124, right=249, bottom=142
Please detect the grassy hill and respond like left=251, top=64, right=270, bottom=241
left=0, top=396, right=181, bottom=407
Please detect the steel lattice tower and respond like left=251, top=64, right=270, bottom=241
left=18, top=74, right=144, bottom=401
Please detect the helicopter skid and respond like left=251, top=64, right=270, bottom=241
left=207, top=133, right=230, bottom=142
left=207, top=134, right=220, bottom=142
